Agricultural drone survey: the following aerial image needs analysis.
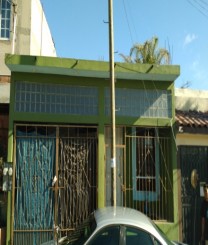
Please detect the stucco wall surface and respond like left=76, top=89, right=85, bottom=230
left=0, top=83, right=10, bottom=103
left=30, top=0, right=56, bottom=57
left=175, top=88, right=208, bottom=112
left=0, top=0, right=56, bottom=76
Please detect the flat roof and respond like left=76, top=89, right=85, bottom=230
left=5, top=54, right=180, bottom=82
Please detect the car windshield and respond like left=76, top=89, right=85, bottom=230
left=60, top=213, right=97, bottom=245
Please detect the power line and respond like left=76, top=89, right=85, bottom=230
left=198, top=0, right=208, bottom=8
left=186, top=0, right=208, bottom=18
left=196, top=0, right=208, bottom=9
left=122, top=0, right=134, bottom=44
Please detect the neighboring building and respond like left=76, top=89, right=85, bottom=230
left=0, top=0, right=56, bottom=243
left=175, top=88, right=208, bottom=245
left=5, top=54, right=180, bottom=245
left=0, top=0, right=56, bottom=75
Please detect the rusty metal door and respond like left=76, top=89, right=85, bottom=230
left=179, top=146, right=208, bottom=245
left=57, top=126, right=97, bottom=236
left=13, top=125, right=97, bottom=245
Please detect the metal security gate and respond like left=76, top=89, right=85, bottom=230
left=57, top=127, right=97, bottom=237
left=13, top=126, right=56, bottom=245
left=179, top=146, right=208, bottom=245
left=13, top=125, right=97, bottom=245
left=105, top=126, right=174, bottom=221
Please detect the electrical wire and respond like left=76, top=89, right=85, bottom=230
left=122, top=0, right=134, bottom=45
left=186, top=0, right=208, bottom=18
left=195, top=0, right=208, bottom=10
left=198, top=0, right=208, bottom=7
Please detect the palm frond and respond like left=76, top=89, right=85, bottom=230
left=119, top=53, right=133, bottom=63
left=122, top=36, right=171, bottom=65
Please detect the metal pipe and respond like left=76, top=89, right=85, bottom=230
left=12, top=3, right=17, bottom=54
left=108, top=0, right=116, bottom=207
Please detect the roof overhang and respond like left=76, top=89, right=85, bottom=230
left=5, top=54, right=180, bottom=82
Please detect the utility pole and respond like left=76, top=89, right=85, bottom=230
left=108, top=0, right=116, bottom=207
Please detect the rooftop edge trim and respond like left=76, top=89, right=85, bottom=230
left=5, top=54, right=180, bottom=81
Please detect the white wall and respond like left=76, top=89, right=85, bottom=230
left=30, top=0, right=56, bottom=57
left=0, top=83, right=10, bottom=103
left=175, top=88, right=208, bottom=147
left=176, top=134, right=208, bottom=147
left=0, top=0, right=57, bottom=76
left=14, top=0, right=31, bottom=55
left=0, top=43, right=11, bottom=75
left=175, top=88, right=208, bottom=113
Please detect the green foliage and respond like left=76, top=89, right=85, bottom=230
left=120, top=36, right=170, bottom=65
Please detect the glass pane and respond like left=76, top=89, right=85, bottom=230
left=89, top=226, right=120, bottom=245
left=5, top=0, right=10, bottom=8
left=0, top=0, right=11, bottom=38
left=105, top=88, right=171, bottom=118
left=7, top=10, right=10, bottom=18
left=2, top=10, right=6, bottom=17
left=14, top=81, right=98, bottom=115
left=125, top=226, right=153, bottom=245
left=2, top=0, right=6, bottom=8
left=6, top=19, right=10, bottom=28
left=1, top=20, right=5, bottom=28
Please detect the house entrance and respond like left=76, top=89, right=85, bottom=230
left=105, top=126, right=174, bottom=222
left=179, top=146, right=208, bottom=245
left=13, top=124, right=97, bottom=245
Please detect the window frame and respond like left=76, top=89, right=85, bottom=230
left=88, top=224, right=167, bottom=245
left=105, top=87, right=172, bottom=118
left=14, top=81, right=99, bottom=115
left=0, top=0, right=11, bottom=39
left=132, top=127, right=160, bottom=202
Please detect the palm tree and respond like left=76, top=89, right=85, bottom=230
left=120, top=36, right=170, bottom=65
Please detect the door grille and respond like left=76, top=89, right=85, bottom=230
left=13, top=125, right=97, bottom=245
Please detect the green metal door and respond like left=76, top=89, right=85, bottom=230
left=14, top=126, right=56, bottom=245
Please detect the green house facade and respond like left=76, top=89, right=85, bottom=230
left=5, top=54, right=180, bottom=245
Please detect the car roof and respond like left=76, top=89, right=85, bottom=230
left=94, top=206, right=156, bottom=233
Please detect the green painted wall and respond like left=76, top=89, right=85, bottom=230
left=5, top=55, right=180, bottom=244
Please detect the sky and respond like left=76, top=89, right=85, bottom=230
left=41, top=0, right=208, bottom=91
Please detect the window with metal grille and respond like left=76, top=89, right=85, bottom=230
left=132, top=128, right=160, bottom=202
left=0, top=0, right=11, bottom=39
left=105, top=126, right=173, bottom=221
left=128, top=127, right=173, bottom=220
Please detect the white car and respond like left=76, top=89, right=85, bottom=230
left=58, top=206, right=187, bottom=245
